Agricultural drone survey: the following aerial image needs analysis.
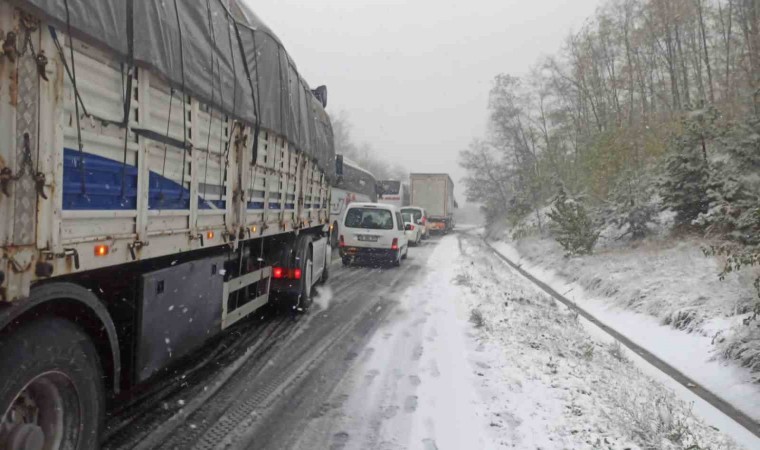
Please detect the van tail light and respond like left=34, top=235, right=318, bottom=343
left=391, top=238, right=399, bottom=251
left=273, top=267, right=302, bottom=280
left=409, top=224, right=415, bottom=231
left=339, top=235, right=345, bottom=248
left=421, top=217, right=426, bottom=225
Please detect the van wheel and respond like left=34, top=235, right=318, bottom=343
left=342, top=256, right=351, bottom=266
left=0, top=318, right=104, bottom=450
left=393, top=250, right=401, bottom=267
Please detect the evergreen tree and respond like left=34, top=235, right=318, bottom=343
left=607, top=169, right=659, bottom=240
left=547, top=187, right=600, bottom=256
left=698, top=114, right=760, bottom=244
left=659, top=109, right=718, bottom=228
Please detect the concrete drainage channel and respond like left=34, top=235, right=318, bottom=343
left=473, top=233, right=760, bottom=440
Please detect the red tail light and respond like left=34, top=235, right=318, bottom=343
left=421, top=217, right=426, bottom=225
left=391, top=238, right=399, bottom=250
left=273, top=267, right=302, bottom=280
left=409, top=224, right=415, bottom=231
left=339, top=235, right=345, bottom=248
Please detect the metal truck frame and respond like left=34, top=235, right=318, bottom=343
left=0, top=2, right=333, bottom=448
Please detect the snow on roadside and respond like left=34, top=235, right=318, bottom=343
left=455, top=234, right=742, bottom=449
left=488, top=235, right=760, bottom=428
left=300, top=234, right=742, bottom=449
left=503, top=234, right=757, bottom=338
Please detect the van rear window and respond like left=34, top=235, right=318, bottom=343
left=401, top=208, right=422, bottom=221
left=345, top=208, right=394, bottom=230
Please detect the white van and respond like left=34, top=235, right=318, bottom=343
left=339, top=203, right=410, bottom=266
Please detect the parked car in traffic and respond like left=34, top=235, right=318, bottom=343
left=401, top=206, right=429, bottom=240
left=339, top=203, right=410, bottom=266
left=402, top=212, right=423, bottom=246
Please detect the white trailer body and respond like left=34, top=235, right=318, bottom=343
left=409, top=173, right=456, bottom=233
left=329, top=157, right=377, bottom=247
left=0, top=1, right=334, bottom=446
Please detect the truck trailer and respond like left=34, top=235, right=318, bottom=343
left=0, top=1, right=334, bottom=447
left=409, top=173, right=457, bottom=234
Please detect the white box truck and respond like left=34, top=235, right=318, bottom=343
left=0, top=1, right=335, bottom=446
left=409, top=174, right=457, bottom=234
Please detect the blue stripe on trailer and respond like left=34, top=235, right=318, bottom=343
left=63, top=149, right=225, bottom=211
left=63, top=148, right=138, bottom=210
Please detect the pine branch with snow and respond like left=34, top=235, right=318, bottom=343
left=547, top=187, right=600, bottom=256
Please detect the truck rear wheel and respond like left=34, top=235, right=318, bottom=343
left=0, top=317, right=104, bottom=450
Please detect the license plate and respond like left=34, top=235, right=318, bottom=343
left=357, top=235, right=379, bottom=242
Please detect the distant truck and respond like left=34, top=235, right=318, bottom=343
left=409, top=174, right=457, bottom=233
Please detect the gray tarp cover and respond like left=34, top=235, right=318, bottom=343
left=15, top=0, right=334, bottom=179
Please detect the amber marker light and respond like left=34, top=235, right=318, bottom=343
left=94, top=245, right=109, bottom=257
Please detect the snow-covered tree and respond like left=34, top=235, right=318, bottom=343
left=606, top=169, right=659, bottom=240
left=547, top=187, right=600, bottom=256
left=659, top=109, right=718, bottom=228
left=699, top=114, right=760, bottom=244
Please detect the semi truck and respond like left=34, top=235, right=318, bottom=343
left=409, top=173, right=457, bottom=234
left=0, top=1, right=334, bottom=447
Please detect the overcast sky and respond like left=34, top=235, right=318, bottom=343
left=249, top=0, right=601, bottom=202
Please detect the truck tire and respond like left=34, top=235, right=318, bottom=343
left=0, top=317, right=104, bottom=450
left=293, top=235, right=315, bottom=312
left=298, top=246, right=314, bottom=311
left=330, top=222, right=340, bottom=248
left=319, top=252, right=330, bottom=283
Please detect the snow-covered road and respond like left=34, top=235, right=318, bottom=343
left=110, top=233, right=748, bottom=449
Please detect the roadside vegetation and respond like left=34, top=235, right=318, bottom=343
left=460, top=0, right=760, bottom=376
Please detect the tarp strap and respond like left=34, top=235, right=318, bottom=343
left=232, top=21, right=260, bottom=167
left=174, top=0, right=190, bottom=202
left=201, top=0, right=218, bottom=210
left=221, top=9, right=237, bottom=204
left=119, top=0, right=134, bottom=200
left=61, top=0, right=85, bottom=195
left=157, top=89, right=175, bottom=204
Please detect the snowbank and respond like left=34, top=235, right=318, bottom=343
left=455, top=234, right=744, bottom=449
left=486, top=228, right=760, bottom=428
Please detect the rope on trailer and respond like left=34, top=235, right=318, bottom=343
left=61, top=0, right=86, bottom=196
left=220, top=9, right=238, bottom=207
left=232, top=23, right=261, bottom=168
left=200, top=0, right=221, bottom=214
left=158, top=89, right=175, bottom=206
left=119, top=0, right=135, bottom=203
left=174, top=0, right=190, bottom=203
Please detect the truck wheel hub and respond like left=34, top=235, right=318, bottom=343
left=1, top=373, right=78, bottom=450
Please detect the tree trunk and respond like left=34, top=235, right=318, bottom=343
left=696, top=0, right=715, bottom=103
left=675, top=23, right=692, bottom=106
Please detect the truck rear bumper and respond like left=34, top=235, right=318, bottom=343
left=340, top=247, right=395, bottom=260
